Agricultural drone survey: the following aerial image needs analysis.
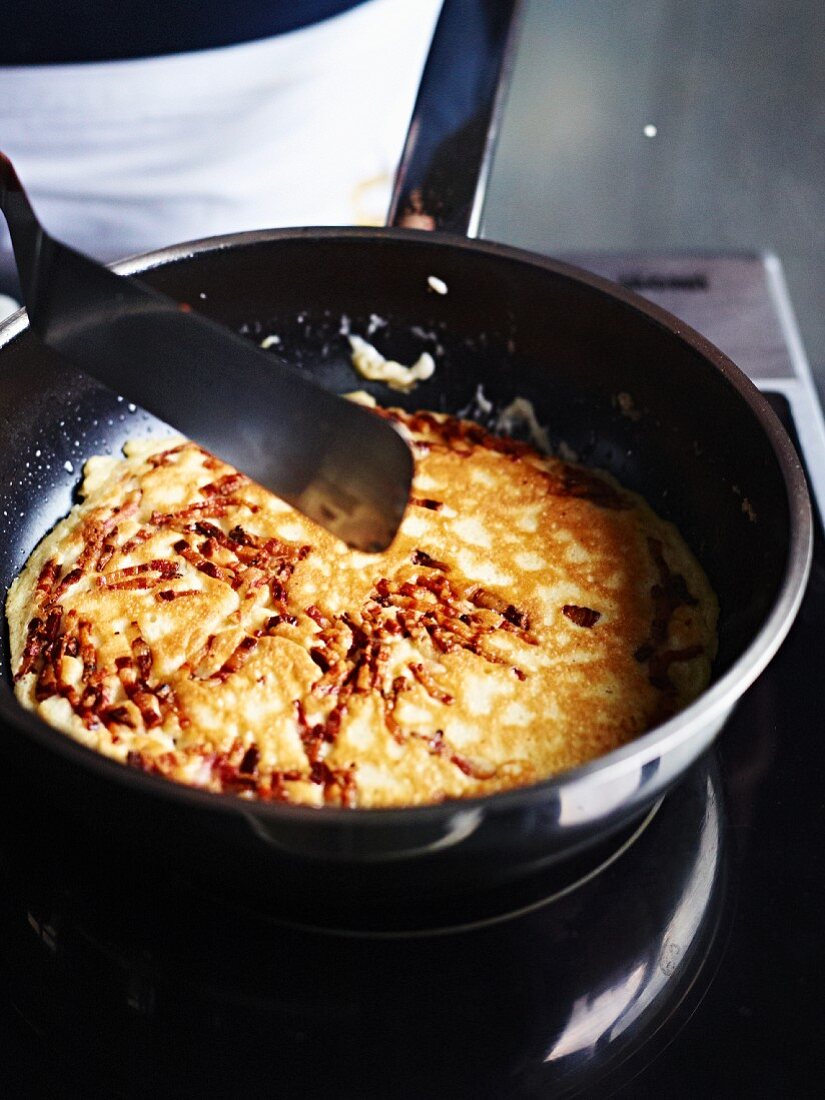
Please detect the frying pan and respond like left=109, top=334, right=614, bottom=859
left=0, top=0, right=812, bottom=921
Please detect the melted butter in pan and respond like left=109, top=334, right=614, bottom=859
left=6, top=410, right=718, bottom=808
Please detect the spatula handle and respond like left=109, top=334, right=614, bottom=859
left=387, top=0, right=525, bottom=238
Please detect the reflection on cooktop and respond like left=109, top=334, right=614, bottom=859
left=0, top=755, right=724, bottom=1098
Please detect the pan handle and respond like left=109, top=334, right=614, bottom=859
left=386, top=0, right=526, bottom=238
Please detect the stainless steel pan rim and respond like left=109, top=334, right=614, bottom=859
left=0, top=225, right=813, bottom=829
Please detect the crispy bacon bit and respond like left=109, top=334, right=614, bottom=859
left=191, top=520, right=227, bottom=541
left=562, top=605, right=601, bottom=628
left=323, top=704, right=347, bottom=743
left=34, top=661, right=59, bottom=702
left=24, top=605, right=78, bottom=704
left=156, top=588, right=200, bottom=601
left=42, top=607, right=62, bottom=649
left=201, top=473, right=248, bottom=498
left=97, top=560, right=180, bottom=588
left=74, top=499, right=140, bottom=572
left=45, top=567, right=84, bottom=606
left=78, top=619, right=96, bottom=680
left=503, top=605, right=530, bottom=630
left=130, top=633, right=153, bottom=680
left=227, top=524, right=253, bottom=546
left=191, top=523, right=256, bottom=561
left=50, top=609, right=75, bottom=661
left=338, top=765, right=358, bottom=809
left=35, top=559, right=60, bottom=600
left=410, top=497, right=443, bottom=511
left=294, top=695, right=351, bottom=766
left=264, top=612, right=297, bottom=631
left=468, top=586, right=510, bottom=616
left=115, top=660, right=158, bottom=727
left=309, top=760, right=332, bottom=786
left=310, top=647, right=331, bottom=672
left=155, top=682, right=187, bottom=727
left=173, top=539, right=236, bottom=584
left=15, top=616, right=45, bottom=680
left=269, top=577, right=286, bottom=603
left=150, top=560, right=182, bottom=576
left=133, top=691, right=163, bottom=728
left=260, top=770, right=292, bottom=802
left=306, top=604, right=331, bottom=629
left=294, top=699, right=321, bottom=763
left=103, top=705, right=135, bottom=728
left=211, top=635, right=259, bottom=682
left=467, top=586, right=535, bottom=641
left=75, top=528, right=103, bottom=573
left=152, top=500, right=233, bottom=525
left=105, top=499, right=139, bottom=532
left=95, top=540, right=117, bottom=571
left=120, top=527, right=152, bottom=554
left=410, top=662, right=454, bottom=705
left=411, top=548, right=450, bottom=572
left=383, top=676, right=410, bottom=743
left=78, top=685, right=106, bottom=721
left=105, top=577, right=158, bottom=591
left=304, top=758, right=358, bottom=806
left=216, top=771, right=258, bottom=793
left=111, top=647, right=166, bottom=729
left=239, top=744, right=260, bottom=774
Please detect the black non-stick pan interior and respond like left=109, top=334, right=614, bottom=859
left=0, top=230, right=792, bottom=694
left=0, top=228, right=802, bottom=920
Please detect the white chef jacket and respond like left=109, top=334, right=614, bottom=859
left=0, top=0, right=441, bottom=301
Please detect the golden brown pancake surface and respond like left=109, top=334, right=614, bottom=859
left=6, top=409, right=718, bottom=808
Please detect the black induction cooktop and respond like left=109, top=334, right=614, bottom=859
left=0, top=392, right=823, bottom=1098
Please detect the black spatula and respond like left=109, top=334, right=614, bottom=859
left=0, top=151, right=413, bottom=551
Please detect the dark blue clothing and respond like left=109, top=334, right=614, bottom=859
left=1, top=1, right=368, bottom=64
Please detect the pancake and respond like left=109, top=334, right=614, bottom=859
left=5, top=408, right=718, bottom=808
